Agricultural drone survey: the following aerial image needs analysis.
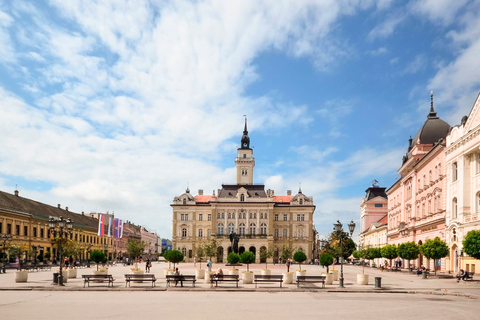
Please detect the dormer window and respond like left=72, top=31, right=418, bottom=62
left=243, top=154, right=246, bottom=158
left=299, top=199, right=303, bottom=205
left=183, top=199, right=186, bottom=205
left=240, top=194, right=245, bottom=202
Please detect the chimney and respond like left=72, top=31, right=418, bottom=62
left=14, top=190, right=19, bottom=196
left=82, top=211, right=84, bottom=215
left=287, top=190, right=292, bottom=196
left=58, top=204, right=61, bottom=208
left=66, top=207, right=69, bottom=212
left=198, top=189, right=204, bottom=195
left=213, top=190, right=216, bottom=196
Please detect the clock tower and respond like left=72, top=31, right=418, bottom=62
left=236, top=117, right=255, bottom=185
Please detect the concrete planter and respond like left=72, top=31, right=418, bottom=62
left=229, top=269, right=239, bottom=276
left=296, top=270, right=306, bottom=279
left=357, top=273, right=369, bottom=285
left=93, top=268, right=108, bottom=275
left=282, top=272, right=293, bottom=284
left=195, top=269, right=205, bottom=279
left=331, top=269, right=339, bottom=281
left=163, top=269, right=174, bottom=278
left=132, top=269, right=145, bottom=283
left=321, top=272, right=333, bottom=285
left=15, top=270, right=28, bottom=283
left=205, top=271, right=215, bottom=283
left=67, top=268, right=77, bottom=278
left=242, top=271, right=254, bottom=284
left=57, top=269, right=68, bottom=283
left=261, top=269, right=271, bottom=276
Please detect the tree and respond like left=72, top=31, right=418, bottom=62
left=293, top=251, right=307, bottom=271
left=259, top=247, right=274, bottom=270
left=90, top=250, right=106, bottom=271
left=227, top=252, right=240, bottom=265
left=164, top=249, right=184, bottom=270
left=202, top=239, right=217, bottom=261
left=8, top=245, right=27, bottom=270
left=462, top=230, right=480, bottom=260
left=352, top=249, right=367, bottom=273
left=194, top=243, right=205, bottom=268
left=239, top=251, right=255, bottom=271
left=280, top=244, right=294, bottom=263
left=397, top=242, right=420, bottom=268
left=126, top=239, right=147, bottom=270
left=62, top=240, right=81, bottom=265
left=319, top=253, right=333, bottom=272
left=420, top=237, right=449, bottom=275
left=328, top=231, right=356, bottom=262
left=380, top=244, right=398, bottom=267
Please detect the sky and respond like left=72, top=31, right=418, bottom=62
left=1, top=0, right=480, bottom=241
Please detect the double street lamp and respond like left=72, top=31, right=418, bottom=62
left=333, top=220, right=356, bottom=288
left=49, top=216, right=73, bottom=286
left=1, top=234, right=13, bottom=273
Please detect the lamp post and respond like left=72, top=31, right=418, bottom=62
left=49, top=216, right=73, bottom=286
left=333, top=220, right=356, bottom=288
left=1, top=234, right=13, bottom=273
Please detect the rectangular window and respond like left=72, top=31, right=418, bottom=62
left=16, top=225, right=20, bottom=235
left=33, top=227, right=37, bottom=238
left=283, top=214, right=288, bottom=221
left=24, top=226, right=28, bottom=236
left=40, top=228, right=44, bottom=238
left=374, top=204, right=383, bottom=207
left=274, top=214, right=278, bottom=221
left=199, top=214, right=203, bottom=221
left=297, top=214, right=301, bottom=221
left=0, top=222, right=2, bottom=234
left=208, top=214, right=212, bottom=221
left=7, top=223, right=12, bottom=234
left=185, top=214, right=188, bottom=221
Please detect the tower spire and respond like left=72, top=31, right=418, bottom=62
left=240, top=115, right=250, bottom=149
left=428, top=91, right=437, bottom=118
left=243, top=115, right=248, bottom=135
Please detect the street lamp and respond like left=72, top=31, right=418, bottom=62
left=333, top=220, right=356, bottom=288
left=49, top=216, right=73, bottom=286
left=1, top=234, right=13, bottom=273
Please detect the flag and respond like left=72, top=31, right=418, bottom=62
left=108, top=216, right=112, bottom=237
left=98, top=214, right=104, bottom=236
left=114, top=218, right=123, bottom=238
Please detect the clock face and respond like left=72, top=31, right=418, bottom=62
left=243, top=142, right=248, bottom=147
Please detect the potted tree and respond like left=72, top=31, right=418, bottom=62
left=319, top=253, right=334, bottom=285
left=380, top=244, right=398, bottom=270
left=293, top=250, right=307, bottom=279
left=420, top=237, right=449, bottom=276
left=194, top=244, right=206, bottom=279
left=397, top=242, right=420, bottom=271
left=227, top=252, right=240, bottom=275
left=202, top=239, right=218, bottom=283
left=240, top=251, right=256, bottom=284
left=260, top=247, right=274, bottom=275
left=164, top=249, right=184, bottom=271
left=353, top=248, right=370, bottom=285
left=280, top=244, right=294, bottom=284
left=64, top=239, right=80, bottom=278
left=126, top=239, right=147, bottom=275
left=90, top=250, right=107, bottom=274
left=9, top=245, right=28, bottom=283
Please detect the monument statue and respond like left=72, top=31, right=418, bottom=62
left=229, top=232, right=239, bottom=254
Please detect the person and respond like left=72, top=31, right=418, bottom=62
left=213, top=268, right=223, bottom=287
left=139, top=257, right=142, bottom=264
left=416, top=265, right=425, bottom=276
left=174, top=267, right=183, bottom=287
left=457, top=269, right=468, bottom=282
left=194, top=257, right=196, bottom=267
left=207, top=259, right=212, bottom=271
left=286, top=259, right=291, bottom=272
left=145, top=258, right=151, bottom=273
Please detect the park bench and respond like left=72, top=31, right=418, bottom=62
left=296, top=275, right=326, bottom=288
left=465, top=272, right=475, bottom=281
left=210, top=274, right=239, bottom=288
left=254, top=275, right=283, bottom=288
left=125, top=274, right=157, bottom=287
left=166, top=274, right=196, bottom=287
left=82, top=274, right=115, bottom=288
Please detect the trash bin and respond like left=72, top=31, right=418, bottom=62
left=375, top=277, right=382, bottom=288
left=422, top=271, right=428, bottom=279
left=53, top=272, right=59, bottom=284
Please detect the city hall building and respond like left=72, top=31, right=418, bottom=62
left=171, top=120, right=316, bottom=263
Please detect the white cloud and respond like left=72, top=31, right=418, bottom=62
left=410, top=0, right=470, bottom=26
left=401, top=54, right=427, bottom=75
left=367, top=13, right=405, bottom=41
left=366, top=47, right=388, bottom=55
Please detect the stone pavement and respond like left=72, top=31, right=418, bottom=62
left=1, top=262, right=479, bottom=298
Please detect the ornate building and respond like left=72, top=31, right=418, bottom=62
left=445, top=92, right=480, bottom=274
left=387, top=94, right=450, bottom=271
left=171, top=119, right=316, bottom=263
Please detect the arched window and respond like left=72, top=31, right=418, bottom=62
left=274, top=229, right=279, bottom=237
left=228, top=223, right=235, bottom=234
left=228, top=213, right=231, bottom=219
left=217, top=213, right=221, bottom=219
left=283, top=229, right=288, bottom=238
left=249, top=223, right=256, bottom=235
left=264, top=213, right=267, bottom=219
left=452, top=162, right=458, bottom=181
left=232, top=212, right=235, bottom=219
left=182, top=248, right=187, bottom=256
left=452, top=198, right=458, bottom=219
left=198, top=229, right=203, bottom=238
left=221, top=213, right=225, bottom=219
left=207, top=229, right=211, bottom=237
left=239, top=223, right=246, bottom=235
left=182, top=228, right=187, bottom=237
left=260, top=213, right=263, bottom=219
left=428, top=200, right=431, bottom=214
left=217, top=223, right=224, bottom=235
left=422, top=203, right=425, bottom=217
left=260, top=223, right=267, bottom=235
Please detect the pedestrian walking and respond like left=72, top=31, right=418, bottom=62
left=286, top=259, right=291, bottom=272
left=207, top=259, right=212, bottom=271
left=194, top=257, right=196, bottom=267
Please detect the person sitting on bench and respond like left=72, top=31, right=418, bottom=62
left=457, top=269, right=468, bottom=282
left=174, top=268, right=183, bottom=287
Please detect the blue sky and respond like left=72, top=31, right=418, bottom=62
left=1, top=0, right=480, bottom=240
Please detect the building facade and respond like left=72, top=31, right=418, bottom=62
left=386, top=96, right=450, bottom=271
left=445, top=92, right=480, bottom=274
left=171, top=120, right=316, bottom=263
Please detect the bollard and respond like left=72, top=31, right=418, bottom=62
left=375, top=277, right=382, bottom=288
left=422, top=271, right=428, bottom=279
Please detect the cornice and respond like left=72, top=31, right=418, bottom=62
left=446, top=123, right=480, bottom=155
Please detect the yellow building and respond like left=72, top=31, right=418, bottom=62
left=171, top=120, right=316, bottom=263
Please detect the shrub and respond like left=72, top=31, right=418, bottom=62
left=165, top=250, right=184, bottom=270
left=462, top=230, right=480, bottom=260
left=293, top=251, right=307, bottom=271
left=240, top=251, right=255, bottom=271
left=227, top=252, right=240, bottom=265
left=319, top=253, right=333, bottom=272
left=90, top=250, right=106, bottom=271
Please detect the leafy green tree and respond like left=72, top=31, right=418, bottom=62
left=280, top=244, right=294, bottom=263
left=462, top=230, right=480, bottom=260
left=328, top=231, right=356, bottom=263
left=319, top=253, right=333, bottom=272
left=202, top=239, right=217, bottom=261
left=240, top=251, right=256, bottom=271
left=164, top=249, right=184, bottom=270
left=259, top=247, right=274, bottom=269
left=227, top=252, right=240, bottom=265
left=126, top=239, right=147, bottom=269
left=194, top=243, right=205, bottom=268
left=397, top=242, right=420, bottom=268
left=293, top=251, right=307, bottom=271
left=90, top=250, right=106, bottom=271
left=8, top=245, right=27, bottom=270
left=420, top=237, right=449, bottom=275
left=380, top=244, right=398, bottom=267
left=353, top=249, right=367, bottom=273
